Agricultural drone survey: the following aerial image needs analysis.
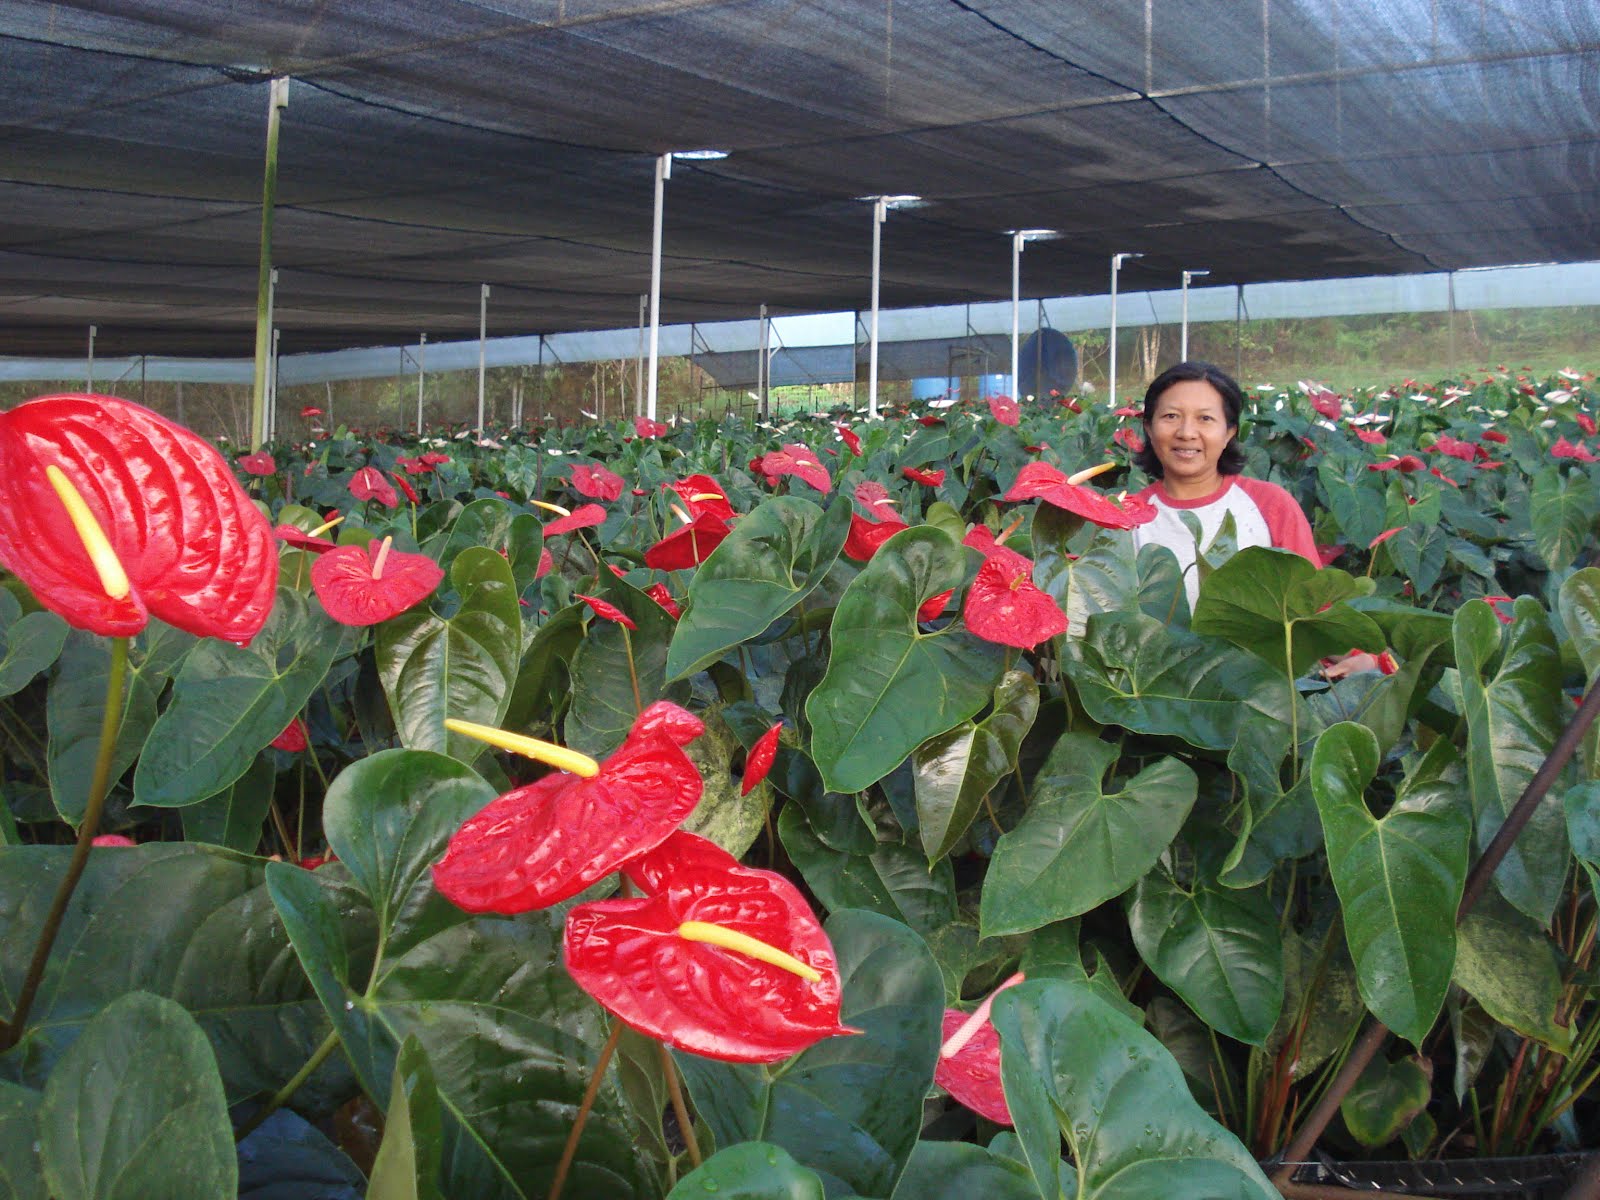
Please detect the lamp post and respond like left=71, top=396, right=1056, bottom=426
left=1181, top=269, right=1210, bottom=361
left=645, top=149, right=727, bottom=423
left=864, top=194, right=922, bottom=420
left=1010, top=230, right=1058, bottom=400
left=1108, top=252, right=1143, bottom=405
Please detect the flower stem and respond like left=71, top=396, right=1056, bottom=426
left=547, top=1019, right=624, bottom=1200
left=0, top=634, right=129, bottom=1052
left=234, top=1028, right=340, bottom=1141
left=658, top=1041, right=702, bottom=1169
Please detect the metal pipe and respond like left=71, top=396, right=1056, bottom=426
left=868, top=197, right=887, bottom=419
left=1011, top=232, right=1024, bottom=399
left=86, top=325, right=96, bottom=392
left=635, top=292, right=647, bottom=417
left=1181, top=269, right=1209, bottom=361
left=264, top=268, right=278, bottom=443
left=476, top=284, right=489, bottom=438
left=647, top=154, right=670, bottom=422
left=416, top=332, right=426, bottom=435
left=250, top=77, right=289, bottom=451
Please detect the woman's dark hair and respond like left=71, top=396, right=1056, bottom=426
left=1132, top=360, right=1248, bottom=478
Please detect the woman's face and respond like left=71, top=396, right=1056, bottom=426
left=1146, top=378, right=1237, bottom=498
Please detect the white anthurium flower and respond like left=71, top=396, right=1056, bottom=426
left=1546, top=390, right=1574, bottom=403
left=547, top=448, right=565, bottom=456
left=1540, top=419, right=1558, bottom=428
left=1560, top=368, right=1583, bottom=381
left=580, top=409, right=598, bottom=419
left=929, top=397, right=958, bottom=409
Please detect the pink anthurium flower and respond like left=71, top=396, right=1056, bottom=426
left=962, top=546, right=1067, bottom=648
left=542, top=503, right=608, bottom=535
left=565, top=830, right=859, bottom=1062
left=238, top=451, right=277, bottom=476
left=1366, top=455, right=1425, bottom=472
left=432, top=702, right=706, bottom=913
left=986, top=394, right=1020, bottom=426
left=311, top=536, right=444, bottom=626
left=759, top=443, right=831, bottom=493
left=0, top=394, right=277, bottom=642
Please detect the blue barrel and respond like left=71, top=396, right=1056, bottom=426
left=979, top=373, right=1012, bottom=399
left=911, top=377, right=959, bottom=402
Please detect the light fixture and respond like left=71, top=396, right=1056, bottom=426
left=671, top=148, right=729, bottom=161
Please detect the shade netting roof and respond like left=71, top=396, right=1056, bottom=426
left=3, top=0, right=1597, bottom=358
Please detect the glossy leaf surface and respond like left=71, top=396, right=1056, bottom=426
left=566, top=571, right=679, bottom=756
left=993, top=979, right=1277, bottom=1200
left=0, top=589, right=65, bottom=700
left=1453, top=894, right=1573, bottom=1052
left=377, top=547, right=520, bottom=764
left=664, top=1143, right=825, bottom=1200
left=1311, top=724, right=1469, bottom=1045
left=981, top=733, right=1196, bottom=937
left=37, top=991, right=236, bottom=1200
left=366, top=1037, right=444, bottom=1200
left=808, top=527, right=1001, bottom=794
left=1340, top=1056, right=1430, bottom=1148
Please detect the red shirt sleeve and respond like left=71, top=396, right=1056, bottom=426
left=1234, top=477, right=1318, bottom=565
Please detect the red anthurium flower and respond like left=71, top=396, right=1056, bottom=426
left=1367, top=455, right=1424, bottom=472
left=1552, top=438, right=1599, bottom=463
left=761, top=443, right=831, bottom=493
left=645, top=511, right=730, bottom=571
left=634, top=416, right=669, bottom=439
left=1113, top=405, right=1141, bottom=419
left=963, top=546, right=1067, bottom=648
left=272, top=717, right=308, bottom=752
left=903, top=466, right=946, bottom=487
left=391, top=471, right=420, bottom=505
left=0, top=394, right=278, bottom=641
left=432, top=702, right=706, bottom=913
left=1481, top=429, right=1509, bottom=444
left=934, top=972, right=1024, bottom=1125
left=273, top=516, right=342, bottom=555
left=1481, top=595, right=1515, bottom=624
left=543, top=503, right=608, bottom=535
left=918, top=588, right=954, bottom=622
left=670, top=475, right=736, bottom=522
left=311, top=536, right=444, bottom=626
left=986, top=394, right=1020, bottom=426
left=534, top=547, right=554, bottom=579
left=742, top=722, right=783, bottom=796
left=419, top=452, right=450, bottom=467
left=1352, top=427, right=1387, bottom=445
left=575, top=593, right=637, bottom=630
left=646, top=582, right=681, bottom=620
left=1112, top=427, right=1145, bottom=454
left=565, top=830, right=858, bottom=1062
left=90, top=833, right=137, bottom=847
left=854, top=481, right=898, bottom=522
left=571, top=463, right=625, bottom=502
left=1428, top=467, right=1460, bottom=488
left=843, top=513, right=908, bottom=561
left=349, top=466, right=399, bottom=509
left=238, top=451, right=277, bottom=476
left=300, top=406, right=324, bottom=419
left=1316, top=544, right=1343, bottom=567
left=1004, top=462, right=1155, bottom=530
left=836, top=424, right=862, bottom=455
left=1578, top=414, right=1598, bottom=437
left=917, top=415, right=944, bottom=427
left=1432, top=434, right=1477, bottom=461
left=1309, top=391, right=1343, bottom=420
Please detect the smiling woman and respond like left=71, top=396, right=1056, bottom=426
left=1130, top=361, right=1318, bottom=606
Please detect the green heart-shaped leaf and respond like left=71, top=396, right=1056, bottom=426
left=1453, top=892, right=1573, bottom=1052
left=993, top=979, right=1278, bottom=1200
left=1311, top=724, right=1469, bottom=1045
left=807, top=528, right=1001, bottom=794
left=1530, top=465, right=1595, bottom=571
left=38, top=991, right=236, bottom=1200
left=666, top=495, right=850, bottom=680
left=1340, top=1056, right=1430, bottom=1148
left=664, top=1143, right=825, bottom=1200
left=565, top=571, right=682, bottom=756
left=0, top=589, right=66, bottom=699
left=366, top=1036, right=444, bottom=1200
left=377, top=547, right=521, bottom=765
left=981, top=733, right=1196, bottom=938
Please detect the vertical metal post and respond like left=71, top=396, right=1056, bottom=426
left=262, top=268, right=279, bottom=444
left=476, top=285, right=489, bottom=439
left=325, top=380, right=333, bottom=428
left=1181, top=269, right=1209, bottom=361
left=759, top=303, right=770, bottom=419
left=268, top=327, right=280, bottom=442
left=1447, top=271, right=1458, bottom=378
left=1109, top=256, right=1121, bottom=405
left=869, top=197, right=887, bottom=419
left=1011, top=232, right=1025, bottom=399
left=1235, top=284, right=1245, bottom=379
left=86, top=325, right=96, bottom=391
left=635, top=294, right=647, bottom=417
left=251, top=76, right=289, bottom=451
left=647, top=154, right=670, bottom=422
left=416, top=332, right=427, bottom=435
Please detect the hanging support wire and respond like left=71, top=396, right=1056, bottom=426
left=250, top=76, right=289, bottom=451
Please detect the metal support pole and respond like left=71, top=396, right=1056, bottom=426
left=869, top=197, right=887, bottom=420
left=476, top=284, right=489, bottom=439
left=1011, top=232, right=1024, bottom=399
left=759, top=303, right=771, bottom=420
left=416, top=332, right=427, bottom=435
left=635, top=293, right=647, bottom=417
left=1109, top=252, right=1142, bottom=405
left=1447, top=271, right=1457, bottom=379
left=1181, top=269, right=1209, bottom=361
left=1235, top=284, right=1245, bottom=379
left=647, top=154, right=670, bottom=422
left=86, top=325, right=96, bottom=392
left=251, top=76, right=289, bottom=451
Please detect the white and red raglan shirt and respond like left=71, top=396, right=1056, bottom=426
left=1130, top=475, right=1318, bottom=608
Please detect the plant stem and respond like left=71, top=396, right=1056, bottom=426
left=658, top=1042, right=702, bottom=1169
left=1284, top=625, right=1300, bottom=780
left=234, top=1028, right=340, bottom=1141
left=547, top=1019, right=624, bottom=1200
left=0, top=635, right=128, bottom=1052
